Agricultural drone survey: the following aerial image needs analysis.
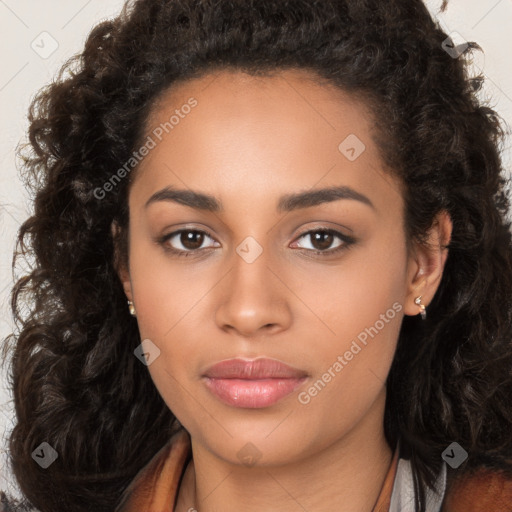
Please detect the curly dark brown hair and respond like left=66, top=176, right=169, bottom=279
left=2, top=0, right=512, bottom=511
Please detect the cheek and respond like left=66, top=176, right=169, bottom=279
left=128, top=230, right=209, bottom=338
left=296, top=232, right=407, bottom=404
left=299, top=270, right=404, bottom=389
left=303, top=227, right=408, bottom=347
left=126, top=236, right=208, bottom=398
left=292, top=282, right=404, bottom=441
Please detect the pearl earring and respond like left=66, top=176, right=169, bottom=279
left=414, top=296, right=427, bottom=320
left=127, top=300, right=136, bottom=316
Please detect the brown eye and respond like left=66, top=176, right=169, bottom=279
left=180, top=230, right=206, bottom=250
left=159, top=229, right=219, bottom=256
left=292, top=228, right=356, bottom=256
left=310, top=231, right=335, bottom=251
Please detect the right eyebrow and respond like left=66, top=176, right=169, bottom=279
left=276, top=185, right=375, bottom=213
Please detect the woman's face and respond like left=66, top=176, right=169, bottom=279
left=121, top=69, right=431, bottom=466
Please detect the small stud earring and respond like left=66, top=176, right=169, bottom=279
left=128, top=300, right=136, bottom=316
left=414, top=296, right=427, bottom=320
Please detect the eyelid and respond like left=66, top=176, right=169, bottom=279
left=293, top=223, right=354, bottom=238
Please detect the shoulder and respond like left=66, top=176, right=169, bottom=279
left=441, top=467, right=512, bottom=512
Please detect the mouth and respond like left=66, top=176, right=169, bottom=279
left=202, top=358, right=308, bottom=408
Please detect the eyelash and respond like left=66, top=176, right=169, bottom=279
left=157, top=227, right=356, bottom=258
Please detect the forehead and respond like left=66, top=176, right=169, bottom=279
left=145, top=68, right=375, bottom=146
left=131, top=68, right=402, bottom=213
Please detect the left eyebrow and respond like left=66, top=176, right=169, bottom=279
left=144, top=184, right=375, bottom=212
left=276, top=185, right=375, bottom=212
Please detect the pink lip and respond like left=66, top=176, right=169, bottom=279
left=202, top=358, right=308, bottom=408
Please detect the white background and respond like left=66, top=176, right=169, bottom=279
left=1, top=0, right=511, bottom=498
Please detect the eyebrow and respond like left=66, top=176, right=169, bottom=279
left=144, top=185, right=375, bottom=212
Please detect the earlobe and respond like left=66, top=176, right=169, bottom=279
left=404, top=210, right=453, bottom=317
left=118, top=266, right=134, bottom=302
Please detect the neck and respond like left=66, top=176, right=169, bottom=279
left=175, top=390, right=394, bottom=512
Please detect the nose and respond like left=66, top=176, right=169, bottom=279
left=214, top=244, right=292, bottom=338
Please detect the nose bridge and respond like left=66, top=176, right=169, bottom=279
left=232, top=234, right=273, bottom=294
left=214, top=234, right=292, bottom=335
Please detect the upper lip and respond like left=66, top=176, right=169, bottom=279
left=202, top=358, right=308, bottom=379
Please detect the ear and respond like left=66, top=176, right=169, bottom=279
left=111, top=221, right=133, bottom=302
left=403, top=210, right=453, bottom=317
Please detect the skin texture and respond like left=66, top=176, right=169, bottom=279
left=118, top=69, right=452, bottom=512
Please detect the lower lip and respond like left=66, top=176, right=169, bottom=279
left=203, top=377, right=307, bottom=408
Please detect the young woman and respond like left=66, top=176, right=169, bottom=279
left=2, top=0, right=512, bottom=511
